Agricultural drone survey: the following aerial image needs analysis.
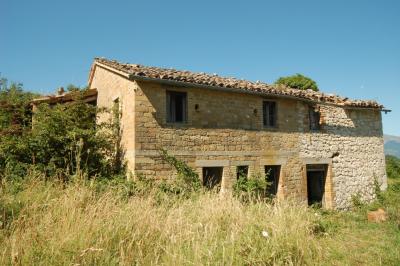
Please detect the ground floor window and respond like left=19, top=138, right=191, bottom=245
left=265, top=165, right=281, bottom=196
left=202, top=167, right=223, bottom=189
left=236, top=165, right=249, bottom=180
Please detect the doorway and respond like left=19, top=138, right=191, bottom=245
left=202, top=167, right=223, bottom=189
left=306, top=164, right=327, bottom=206
left=265, top=165, right=281, bottom=196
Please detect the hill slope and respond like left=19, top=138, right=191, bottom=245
left=384, top=134, right=400, bottom=158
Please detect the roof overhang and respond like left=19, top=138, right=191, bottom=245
left=31, top=88, right=98, bottom=105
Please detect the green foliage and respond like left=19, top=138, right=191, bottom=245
left=0, top=79, right=124, bottom=181
left=29, top=98, right=115, bottom=178
left=373, top=176, right=384, bottom=202
left=0, top=77, right=37, bottom=133
left=370, top=174, right=400, bottom=224
left=88, top=174, right=150, bottom=200
left=233, top=173, right=269, bottom=201
left=386, top=155, right=400, bottom=179
left=350, top=192, right=364, bottom=209
left=0, top=77, right=38, bottom=179
left=0, top=77, right=37, bottom=107
left=311, top=216, right=339, bottom=236
left=159, top=149, right=201, bottom=193
left=2, top=176, right=400, bottom=265
left=275, top=73, right=319, bottom=91
left=67, top=84, right=88, bottom=92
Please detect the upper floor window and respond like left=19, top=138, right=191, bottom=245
left=263, top=101, right=277, bottom=128
left=309, top=106, right=320, bottom=131
left=167, top=91, right=187, bottom=123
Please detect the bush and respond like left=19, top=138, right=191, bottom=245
left=29, top=98, right=114, bottom=178
left=233, top=173, right=269, bottom=201
left=159, top=149, right=201, bottom=195
left=0, top=78, right=37, bottom=179
left=0, top=82, right=123, bottom=181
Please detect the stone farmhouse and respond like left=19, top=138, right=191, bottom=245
left=48, top=58, right=390, bottom=209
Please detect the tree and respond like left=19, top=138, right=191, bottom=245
left=275, top=74, right=319, bottom=92
left=0, top=77, right=38, bottom=132
left=0, top=77, right=38, bottom=178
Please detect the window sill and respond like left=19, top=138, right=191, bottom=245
left=262, top=126, right=279, bottom=131
left=165, top=122, right=188, bottom=127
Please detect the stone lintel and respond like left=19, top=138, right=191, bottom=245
left=195, top=160, right=230, bottom=167
left=260, top=157, right=288, bottom=166
left=230, top=160, right=254, bottom=166
left=301, top=157, right=332, bottom=165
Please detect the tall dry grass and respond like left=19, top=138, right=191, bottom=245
left=0, top=178, right=324, bottom=265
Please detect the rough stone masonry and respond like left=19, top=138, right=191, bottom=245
left=85, top=58, right=387, bottom=209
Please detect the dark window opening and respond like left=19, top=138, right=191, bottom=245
left=202, top=167, right=223, bottom=189
left=265, top=165, right=280, bottom=196
left=309, top=106, right=320, bottom=131
left=236, top=165, right=249, bottom=180
left=306, top=164, right=327, bottom=206
left=167, top=91, right=187, bottom=123
left=263, top=101, right=277, bottom=127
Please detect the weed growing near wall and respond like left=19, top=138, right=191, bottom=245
left=159, top=149, right=201, bottom=195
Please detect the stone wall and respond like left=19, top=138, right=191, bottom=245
left=133, top=80, right=306, bottom=200
left=300, top=105, right=387, bottom=209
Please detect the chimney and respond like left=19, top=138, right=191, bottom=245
left=57, top=87, right=65, bottom=95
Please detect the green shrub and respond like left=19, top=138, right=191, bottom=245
left=386, top=155, right=400, bottom=179
left=0, top=82, right=124, bottom=181
left=159, top=149, right=201, bottom=195
left=0, top=78, right=37, bottom=179
left=233, top=173, right=269, bottom=201
left=29, top=99, right=113, bottom=178
left=351, top=192, right=364, bottom=209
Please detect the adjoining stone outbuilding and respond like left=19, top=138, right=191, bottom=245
left=87, top=57, right=387, bottom=209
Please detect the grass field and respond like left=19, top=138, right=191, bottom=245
left=1, top=176, right=399, bottom=265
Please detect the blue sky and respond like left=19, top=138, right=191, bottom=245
left=1, top=0, right=399, bottom=135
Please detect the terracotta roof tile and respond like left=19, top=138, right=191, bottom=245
left=94, top=58, right=383, bottom=109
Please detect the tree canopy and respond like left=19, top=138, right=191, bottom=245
left=275, top=74, right=319, bottom=92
